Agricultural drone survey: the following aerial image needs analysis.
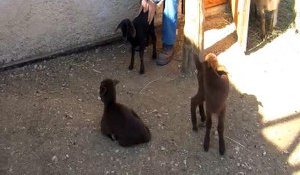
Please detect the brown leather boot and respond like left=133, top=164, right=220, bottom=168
left=156, top=44, right=174, bottom=66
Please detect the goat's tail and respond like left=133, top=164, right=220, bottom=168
left=193, top=53, right=203, bottom=71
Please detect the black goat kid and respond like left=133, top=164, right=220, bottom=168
left=100, top=79, right=151, bottom=147
left=116, top=11, right=157, bottom=74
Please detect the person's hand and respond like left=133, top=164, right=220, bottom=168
left=138, top=0, right=159, bottom=24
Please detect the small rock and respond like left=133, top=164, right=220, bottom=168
left=183, top=159, right=187, bottom=166
left=235, top=146, right=240, bottom=154
left=156, top=114, right=162, bottom=117
left=65, top=114, right=73, bottom=119
left=52, top=155, right=58, bottom=163
left=115, top=149, right=119, bottom=153
left=237, top=163, right=241, bottom=167
left=161, top=146, right=166, bottom=151
left=263, top=151, right=266, bottom=156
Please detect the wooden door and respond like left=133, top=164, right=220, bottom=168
left=230, top=0, right=251, bottom=52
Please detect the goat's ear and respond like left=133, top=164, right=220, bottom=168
left=115, top=21, right=123, bottom=32
left=128, top=21, right=136, bottom=38
left=100, top=86, right=107, bottom=96
left=113, top=80, right=119, bottom=86
left=116, top=19, right=128, bottom=32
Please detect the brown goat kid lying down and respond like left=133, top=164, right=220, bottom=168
left=191, top=53, right=229, bottom=155
left=252, top=0, right=280, bottom=39
left=100, top=79, right=151, bottom=147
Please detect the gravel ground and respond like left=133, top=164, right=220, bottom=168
left=0, top=1, right=299, bottom=174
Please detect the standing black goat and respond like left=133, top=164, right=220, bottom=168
left=116, top=10, right=157, bottom=74
left=100, top=79, right=151, bottom=147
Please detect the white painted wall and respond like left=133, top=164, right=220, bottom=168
left=0, top=0, right=140, bottom=64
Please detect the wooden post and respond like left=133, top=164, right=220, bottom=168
left=295, top=0, right=300, bottom=33
left=182, top=0, right=205, bottom=73
left=230, top=0, right=251, bottom=52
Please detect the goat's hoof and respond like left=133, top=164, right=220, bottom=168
left=203, top=141, right=209, bottom=152
left=152, top=53, right=157, bottom=59
left=192, top=126, right=198, bottom=132
left=219, top=147, right=225, bottom=155
left=199, top=122, right=206, bottom=127
left=261, top=34, right=266, bottom=40
left=128, top=65, right=133, bottom=70
left=204, top=145, right=209, bottom=152
left=139, top=69, right=145, bottom=74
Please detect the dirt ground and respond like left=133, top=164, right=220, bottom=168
left=1, top=0, right=299, bottom=174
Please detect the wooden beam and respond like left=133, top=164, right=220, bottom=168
left=230, top=0, right=250, bottom=52
left=182, top=0, right=205, bottom=73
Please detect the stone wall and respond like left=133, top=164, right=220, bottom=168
left=0, top=0, right=140, bottom=65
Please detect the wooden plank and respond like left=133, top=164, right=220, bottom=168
left=205, top=4, right=227, bottom=17
left=205, top=0, right=227, bottom=9
left=230, top=0, right=250, bottom=52
left=237, top=0, right=250, bottom=52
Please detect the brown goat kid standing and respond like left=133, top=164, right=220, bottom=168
left=252, top=0, right=280, bottom=39
left=191, top=53, right=229, bottom=155
left=100, top=79, right=151, bottom=147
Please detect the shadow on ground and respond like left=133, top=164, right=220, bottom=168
left=0, top=37, right=296, bottom=174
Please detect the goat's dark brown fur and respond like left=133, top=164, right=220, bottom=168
left=100, top=79, right=151, bottom=147
left=191, top=53, right=229, bottom=155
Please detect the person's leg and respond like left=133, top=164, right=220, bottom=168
left=157, top=0, right=178, bottom=66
